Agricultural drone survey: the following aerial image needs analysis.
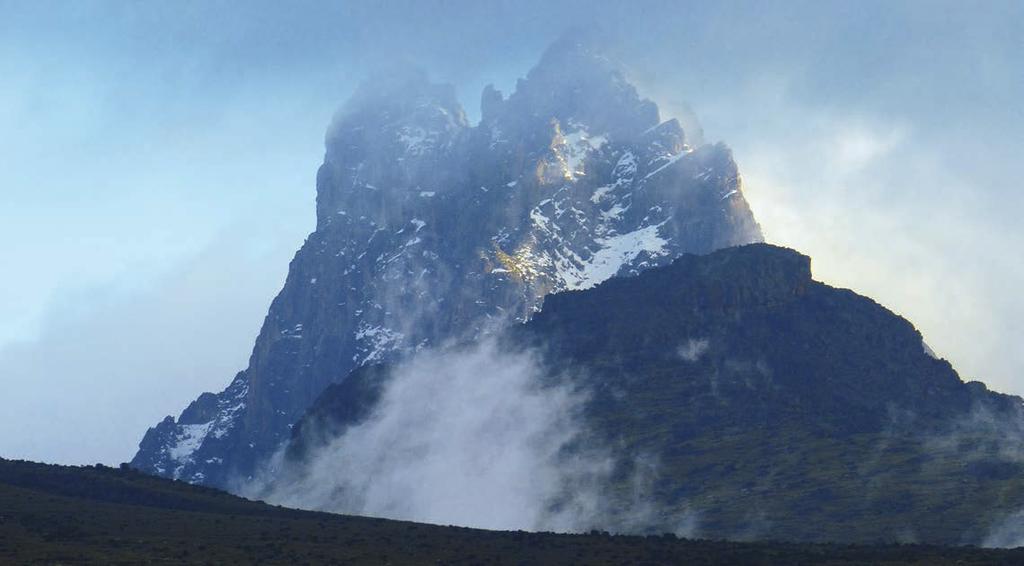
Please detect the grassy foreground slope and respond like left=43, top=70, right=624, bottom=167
left=1, top=458, right=1022, bottom=565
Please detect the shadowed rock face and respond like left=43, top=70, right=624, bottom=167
left=131, top=37, right=762, bottom=488
left=283, top=244, right=1024, bottom=544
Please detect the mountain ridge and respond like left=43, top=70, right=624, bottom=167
left=274, top=243, right=1024, bottom=544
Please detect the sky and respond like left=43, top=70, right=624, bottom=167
left=0, top=0, right=1021, bottom=465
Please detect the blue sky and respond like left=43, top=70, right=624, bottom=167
left=1, top=0, right=1021, bottom=464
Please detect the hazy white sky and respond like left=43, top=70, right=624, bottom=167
left=1, top=0, right=1021, bottom=464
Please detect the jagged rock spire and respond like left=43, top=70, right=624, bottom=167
left=485, top=32, right=661, bottom=143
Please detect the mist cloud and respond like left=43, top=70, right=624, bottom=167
left=678, top=338, right=710, bottom=362
left=902, top=402, right=1024, bottom=547
left=255, top=340, right=685, bottom=534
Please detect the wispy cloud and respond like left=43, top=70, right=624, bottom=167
left=254, top=340, right=685, bottom=534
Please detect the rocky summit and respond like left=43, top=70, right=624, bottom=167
left=131, top=36, right=762, bottom=487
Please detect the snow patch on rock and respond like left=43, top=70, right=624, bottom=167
left=562, top=222, right=670, bottom=290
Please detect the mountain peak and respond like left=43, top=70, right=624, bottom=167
left=487, top=33, right=660, bottom=141
left=317, top=66, right=469, bottom=228
left=324, top=64, right=467, bottom=161
left=331, top=64, right=463, bottom=123
left=133, top=35, right=762, bottom=489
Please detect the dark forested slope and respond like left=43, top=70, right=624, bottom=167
left=2, top=457, right=1023, bottom=565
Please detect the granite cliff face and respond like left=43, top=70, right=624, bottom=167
left=132, top=37, right=762, bottom=487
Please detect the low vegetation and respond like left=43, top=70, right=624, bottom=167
left=2, top=458, right=1023, bottom=564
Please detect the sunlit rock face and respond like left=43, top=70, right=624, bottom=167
left=131, top=37, right=762, bottom=489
